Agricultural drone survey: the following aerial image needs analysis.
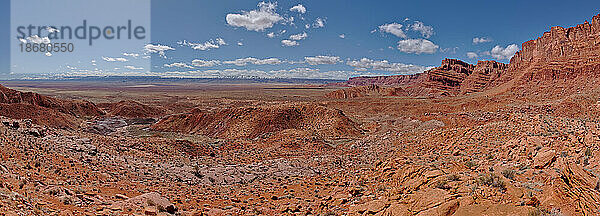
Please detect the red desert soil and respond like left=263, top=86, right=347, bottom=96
left=2, top=12, right=600, bottom=216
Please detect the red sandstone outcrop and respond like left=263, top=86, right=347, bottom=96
left=489, top=14, right=600, bottom=96
left=99, top=100, right=164, bottom=118
left=0, top=85, right=103, bottom=128
left=325, top=84, right=408, bottom=99
left=151, top=103, right=362, bottom=140
left=332, top=59, right=507, bottom=97
left=460, top=60, right=507, bottom=94
left=338, top=73, right=424, bottom=87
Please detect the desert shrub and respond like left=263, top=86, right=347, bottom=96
left=528, top=208, right=542, bottom=216
left=502, top=169, right=516, bottom=180
left=435, top=180, right=450, bottom=190
left=447, top=174, right=460, bottom=181
left=465, top=160, right=478, bottom=169
left=478, top=173, right=506, bottom=190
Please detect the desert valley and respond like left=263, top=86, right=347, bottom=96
left=2, top=11, right=600, bottom=216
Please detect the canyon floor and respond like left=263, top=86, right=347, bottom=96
left=1, top=80, right=599, bottom=216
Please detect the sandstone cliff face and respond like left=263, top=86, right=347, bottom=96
left=333, top=59, right=507, bottom=97
left=341, top=73, right=424, bottom=87
left=325, top=84, right=407, bottom=99
left=460, top=61, right=507, bottom=94
left=495, top=14, right=600, bottom=94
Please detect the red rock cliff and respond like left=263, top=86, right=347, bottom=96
left=496, top=13, right=600, bottom=91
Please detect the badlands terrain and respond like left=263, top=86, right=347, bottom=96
left=2, top=13, right=600, bottom=216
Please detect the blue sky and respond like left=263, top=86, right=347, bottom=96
left=1, top=0, right=600, bottom=80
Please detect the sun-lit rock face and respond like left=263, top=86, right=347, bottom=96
left=496, top=14, right=600, bottom=90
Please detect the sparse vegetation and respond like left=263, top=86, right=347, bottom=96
left=528, top=208, right=543, bottom=216
left=447, top=174, right=460, bottom=181
left=435, top=180, right=450, bottom=190
left=465, top=160, right=478, bottom=169
left=502, top=169, right=516, bottom=180
left=478, top=173, right=506, bottom=190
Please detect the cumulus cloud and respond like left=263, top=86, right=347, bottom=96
left=410, top=21, right=434, bottom=38
left=396, top=39, right=438, bottom=54
left=164, top=62, right=194, bottom=69
left=46, top=27, right=60, bottom=33
left=26, top=35, right=51, bottom=44
left=289, top=32, right=308, bottom=40
left=473, top=37, right=492, bottom=44
left=143, top=44, right=175, bottom=58
left=123, top=53, right=139, bottom=58
left=192, top=59, right=221, bottom=67
left=378, top=23, right=406, bottom=38
left=490, top=44, right=519, bottom=60
left=304, top=56, right=341, bottom=65
left=266, top=30, right=286, bottom=38
left=289, top=4, right=306, bottom=14
left=281, top=39, right=299, bottom=47
left=339, top=34, right=345, bottom=39
left=124, top=65, right=144, bottom=70
left=179, top=38, right=227, bottom=51
left=313, top=18, right=325, bottom=28
left=226, top=2, right=283, bottom=31
left=466, top=52, right=479, bottom=59
left=102, top=56, right=128, bottom=62
left=223, top=57, right=282, bottom=66
left=347, top=58, right=431, bottom=74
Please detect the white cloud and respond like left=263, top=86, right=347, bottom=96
left=123, top=53, right=139, bottom=57
left=396, top=39, right=438, bottom=54
left=26, top=35, right=51, bottom=44
left=192, top=59, right=221, bottom=67
left=490, top=44, right=519, bottom=60
left=163, top=68, right=388, bottom=80
left=289, top=4, right=306, bottom=14
left=226, top=2, right=283, bottom=31
left=313, top=18, right=325, bottom=28
left=347, top=58, right=431, bottom=74
left=339, top=34, right=346, bottom=39
left=102, top=56, right=128, bottom=62
left=473, top=37, right=492, bottom=44
left=125, top=65, right=144, bottom=70
left=378, top=23, right=406, bottom=38
left=223, top=57, right=282, bottom=66
left=289, top=32, right=308, bottom=40
left=410, top=21, right=434, bottom=38
left=237, top=41, right=244, bottom=46
left=179, top=38, right=227, bottom=51
left=304, top=56, right=341, bottom=65
left=267, top=32, right=276, bottom=38
left=281, top=39, right=299, bottom=47
left=143, top=44, right=175, bottom=58
left=46, top=27, right=60, bottom=33
left=466, top=52, right=479, bottom=59
left=164, top=62, right=194, bottom=69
